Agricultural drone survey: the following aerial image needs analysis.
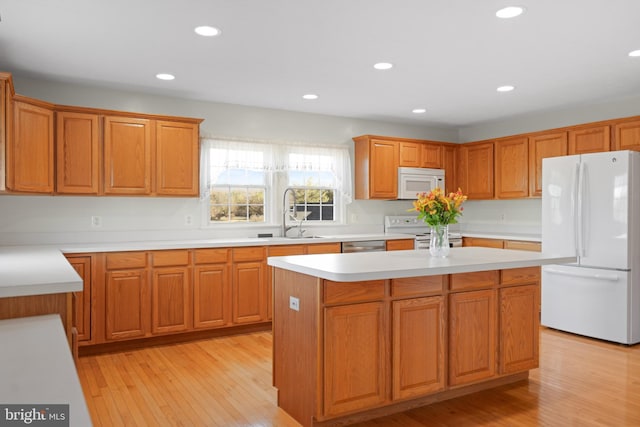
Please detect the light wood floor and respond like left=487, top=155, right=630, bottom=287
left=77, top=327, right=640, bottom=426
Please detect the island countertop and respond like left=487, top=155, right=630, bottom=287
left=267, top=247, right=575, bottom=282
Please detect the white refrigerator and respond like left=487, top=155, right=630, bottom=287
left=541, top=150, right=640, bottom=344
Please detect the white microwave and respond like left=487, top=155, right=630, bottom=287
left=397, top=167, right=445, bottom=199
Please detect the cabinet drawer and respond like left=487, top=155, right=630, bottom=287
left=306, top=243, right=341, bottom=254
left=233, top=246, right=265, bottom=262
left=386, top=239, right=415, bottom=251
left=194, top=248, right=230, bottom=264
left=152, top=250, right=190, bottom=267
left=501, top=267, right=540, bottom=286
left=391, top=276, right=445, bottom=297
left=324, top=280, right=385, bottom=304
left=503, top=240, right=541, bottom=252
left=450, top=270, right=499, bottom=291
left=105, top=251, right=147, bottom=270
left=268, top=245, right=305, bottom=257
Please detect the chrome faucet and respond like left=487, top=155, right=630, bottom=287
left=282, top=187, right=296, bottom=238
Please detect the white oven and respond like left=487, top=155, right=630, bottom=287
left=384, top=215, right=462, bottom=249
left=397, top=167, right=445, bottom=200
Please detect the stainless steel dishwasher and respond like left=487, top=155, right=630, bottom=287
left=341, top=240, right=386, bottom=253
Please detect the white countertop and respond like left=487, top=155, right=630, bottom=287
left=0, top=315, right=93, bottom=426
left=268, top=247, right=574, bottom=282
left=0, top=246, right=83, bottom=298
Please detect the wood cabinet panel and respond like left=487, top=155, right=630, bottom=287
left=399, top=141, right=421, bottom=167
left=462, top=237, right=504, bottom=249
left=194, top=248, right=230, bottom=264
left=442, top=144, right=458, bottom=193
left=324, top=280, right=385, bottom=305
left=151, top=266, right=191, bottom=334
left=323, top=302, right=388, bottom=416
left=391, top=276, right=445, bottom=297
left=528, top=132, right=567, bottom=197
left=421, top=143, right=442, bottom=168
left=232, top=246, right=265, bottom=262
left=568, top=125, right=610, bottom=154
left=503, top=240, right=541, bottom=252
left=103, top=116, right=152, bottom=195
left=105, top=269, right=149, bottom=340
left=306, top=243, right=341, bottom=254
left=392, top=296, right=445, bottom=400
left=232, top=260, right=266, bottom=324
left=56, top=111, right=100, bottom=194
left=66, top=256, right=92, bottom=342
left=194, top=264, right=231, bottom=329
left=501, top=267, right=540, bottom=286
left=614, top=119, right=640, bottom=151
left=385, top=239, right=415, bottom=251
left=450, top=270, right=499, bottom=291
left=370, top=139, right=399, bottom=199
left=449, top=289, right=497, bottom=386
left=268, top=245, right=306, bottom=257
left=155, top=120, right=199, bottom=196
left=461, top=142, right=494, bottom=199
left=105, top=251, right=147, bottom=270
left=9, top=100, right=54, bottom=192
left=151, top=249, right=190, bottom=267
left=499, top=284, right=539, bottom=374
left=495, top=137, right=529, bottom=199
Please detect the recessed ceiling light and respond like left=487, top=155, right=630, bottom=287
left=497, top=85, right=515, bottom=92
left=496, top=6, right=525, bottom=19
left=629, top=49, right=640, bottom=57
left=412, top=108, right=427, bottom=114
left=194, top=26, right=221, bottom=37
left=373, top=62, right=393, bottom=70
left=156, top=73, right=175, bottom=81
left=302, top=94, right=318, bottom=100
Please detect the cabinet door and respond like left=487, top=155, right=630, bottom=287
left=306, top=242, right=341, bottom=254
left=56, top=111, right=100, bottom=194
left=568, top=125, right=610, bottom=154
left=495, top=137, right=528, bottom=199
left=8, top=100, right=54, bottom=192
left=103, top=116, right=152, bottom=195
left=614, top=119, right=640, bottom=151
left=421, top=143, right=442, bottom=168
left=392, top=296, right=445, bottom=400
left=462, top=237, right=504, bottom=249
left=442, top=144, right=458, bottom=193
left=499, top=284, right=539, bottom=374
left=449, top=289, right=497, bottom=386
left=105, top=269, right=149, bottom=340
left=155, top=120, right=199, bottom=196
left=67, top=256, right=92, bottom=342
left=399, top=141, right=421, bottom=167
left=370, top=139, right=398, bottom=199
left=232, top=261, right=266, bottom=324
left=462, top=142, right=494, bottom=199
left=324, top=302, right=388, bottom=416
left=528, top=132, right=567, bottom=197
left=386, top=239, right=415, bottom=251
left=151, top=266, right=191, bottom=334
left=194, top=264, right=231, bottom=329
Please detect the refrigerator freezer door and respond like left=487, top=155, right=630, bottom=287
left=579, top=151, right=630, bottom=270
left=542, top=155, right=580, bottom=257
left=541, top=265, right=633, bottom=344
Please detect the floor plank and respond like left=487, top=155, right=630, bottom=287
left=77, top=327, right=640, bottom=426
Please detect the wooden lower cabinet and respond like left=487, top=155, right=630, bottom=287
left=323, top=302, right=388, bottom=417
left=386, top=239, right=415, bottom=251
left=448, top=289, right=497, bottom=386
left=392, top=296, right=445, bottom=400
left=193, top=263, right=231, bottom=329
left=462, top=237, right=504, bottom=248
left=66, top=256, right=92, bottom=342
left=232, top=247, right=267, bottom=324
left=499, top=284, right=539, bottom=374
left=151, top=266, right=191, bottom=334
left=105, top=269, right=150, bottom=341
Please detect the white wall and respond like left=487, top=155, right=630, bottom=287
left=456, top=199, right=542, bottom=235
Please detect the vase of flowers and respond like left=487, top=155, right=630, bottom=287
left=410, top=188, right=467, bottom=257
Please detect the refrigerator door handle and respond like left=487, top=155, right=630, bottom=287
left=544, top=267, right=620, bottom=282
left=577, top=162, right=586, bottom=257
left=572, top=163, right=580, bottom=256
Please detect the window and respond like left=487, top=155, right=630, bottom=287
left=201, top=137, right=352, bottom=226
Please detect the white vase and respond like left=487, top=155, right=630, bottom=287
left=429, top=224, right=450, bottom=257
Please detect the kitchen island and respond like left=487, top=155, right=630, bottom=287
left=268, top=247, right=574, bottom=427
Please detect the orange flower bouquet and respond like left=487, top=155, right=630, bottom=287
left=410, top=188, right=467, bottom=226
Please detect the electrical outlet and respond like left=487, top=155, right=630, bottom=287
left=91, top=216, right=102, bottom=228
left=185, top=215, right=193, bottom=226
left=289, top=296, right=300, bottom=312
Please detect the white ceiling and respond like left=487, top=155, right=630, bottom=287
left=1, top=0, right=640, bottom=128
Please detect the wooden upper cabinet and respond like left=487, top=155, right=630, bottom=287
left=568, top=125, right=610, bottom=154
left=398, top=141, right=421, bottom=167
left=528, top=131, right=568, bottom=197
left=421, top=143, right=442, bottom=168
left=495, top=136, right=529, bottom=199
left=8, top=100, right=54, bottom=193
left=614, top=119, right=640, bottom=151
left=103, top=116, right=152, bottom=195
left=461, top=142, right=494, bottom=199
left=0, top=73, right=12, bottom=192
left=155, top=120, right=199, bottom=196
left=354, top=136, right=398, bottom=199
left=56, top=111, right=100, bottom=194
left=442, top=144, right=458, bottom=193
